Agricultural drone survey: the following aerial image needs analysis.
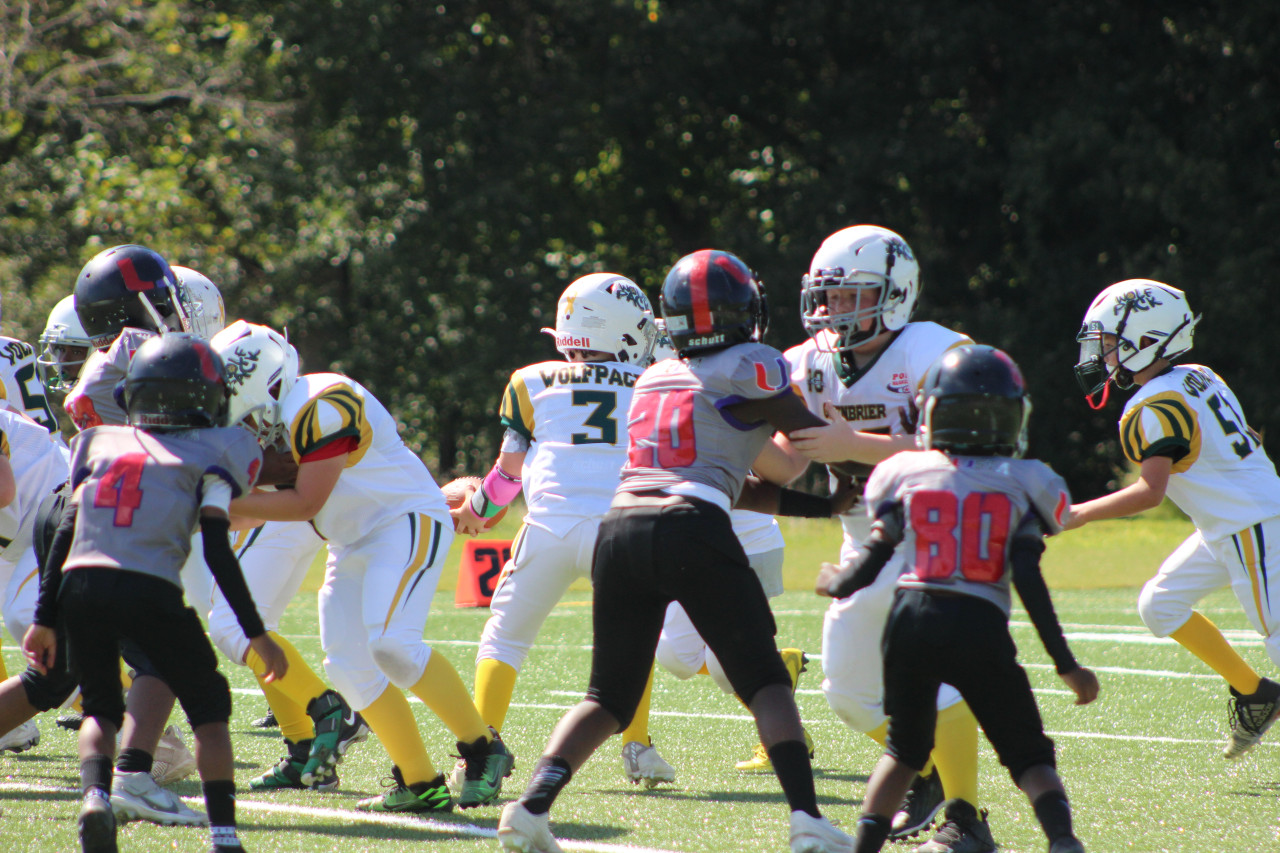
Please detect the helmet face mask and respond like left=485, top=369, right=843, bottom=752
left=122, top=333, right=231, bottom=431
left=172, top=266, right=226, bottom=340
left=1073, top=280, right=1199, bottom=401
left=918, top=345, right=1031, bottom=458
left=660, top=249, right=767, bottom=357
left=73, top=244, right=189, bottom=347
left=37, top=295, right=95, bottom=393
left=541, top=273, right=659, bottom=366
left=801, top=225, right=919, bottom=352
left=209, top=320, right=299, bottom=447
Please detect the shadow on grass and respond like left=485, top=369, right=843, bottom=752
left=1225, top=781, right=1280, bottom=799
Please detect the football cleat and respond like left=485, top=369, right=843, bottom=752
left=1223, top=677, right=1280, bottom=759
left=915, top=799, right=997, bottom=853
left=252, top=709, right=279, bottom=729
left=151, top=724, right=197, bottom=785
left=250, top=739, right=339, bottom=792
left=1049, top=837, right=1086, bottom=853
left=79, top=788, right=118, bottom=853
left=736, top=727, right=815, bottom=771
left=780, top=648, right=809, bottom=694
left=789, top=810, right=855, bottom=853
left=890, top=769, right=945, bottom=840
left=111, top=770, right=207, bottom=826
left=498, top=801, right=565, bottom=853
left=457, top=732, right=516, bottom=808
left=0, top=719, right=40, bottom=753
left=356, top=766, right=453, bottom=813
left=621, top=739, right=676, bottom=788
left=300, top=690, right=370, bottom=787
left=57, top=710, right=85, bottom=731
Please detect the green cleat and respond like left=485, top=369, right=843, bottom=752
left=250, top=739, right=338, bottom=792
left=300, top=690, right=369, bottom=787
left=356, top=767, right=453, bottom=813
left=457, top=732, right=515, bottom=809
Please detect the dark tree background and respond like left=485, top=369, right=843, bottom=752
left=4, top=1, right=1277, bottom=499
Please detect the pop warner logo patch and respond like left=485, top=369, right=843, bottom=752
left=886, top=371, right=911, bottom=395
left=754, top=357, right=789, bottom=392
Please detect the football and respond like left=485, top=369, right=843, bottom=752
left=442, top=476, right=508, bottom=530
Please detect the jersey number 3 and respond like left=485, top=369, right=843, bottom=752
left=911, top=490, right=1012, bottom=583
left=93, top=453, right=147, bottom=527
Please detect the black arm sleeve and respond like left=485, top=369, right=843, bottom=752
left=776, top=487, right=833, bottom=518
left=825, top=506, right=906, bottom=598
left=201, top=515, right=266, bottom=639
left=33, top=501, right=78, bottom=628
left=1010, top=524, right=1078, bottom=674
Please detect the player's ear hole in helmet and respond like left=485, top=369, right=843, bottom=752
left=917, top=344, right=1031, bottom=458
left=37, top=295, right=95, bottom=394
left=72, top=244, right=189, bottom=348
left=208, top=320, right=300, bottom=447
left=659, top=249, right=768, bottom=357
left=121, top=333, right=232, bottom=431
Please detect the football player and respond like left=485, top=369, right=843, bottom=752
left=0, top=292, right=60, bottom=434
left=821, top=345, right=1096, bottom=853
left=1067, top=280, right=1280, bottom=758
left=203, top=322, right=370, bottom=793
left=35, top=295, right=96, bottom=403
left=497, top=249, right=857, bottom=853
left=23, top=333, right=286, bottom=853
left=450, top=273, right=682, bottom=786
left=216, top=321, right=513, bottom=813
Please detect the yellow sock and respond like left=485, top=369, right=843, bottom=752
left=621, top=664, right=655, bottom=745
left=361, top=685, right=436, bottom=784
left=697, top=662, right=710, bottom=676
left=1170, top=611, right=1262, bottom=695
left=865, top=719, right=888, bottom=746
left=246, top=633, right=332, bottom=709
left=409, top=649, right=489, bottom=744
left=475, top=658, right=518, bottom=732
left=260, top=678, right=314, bottom=743
left=119, top=661, right=132, bottom=692
left=930, top=701, right=980, bottom=805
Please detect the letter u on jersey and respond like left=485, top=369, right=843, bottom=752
left=754, top=357, right=789, bottom=392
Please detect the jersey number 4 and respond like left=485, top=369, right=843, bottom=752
left=627, top=389, right=696, bottom=468
left=93, top=453, right=147, bottom=527
left=911, top=490, right=1012, bottom=583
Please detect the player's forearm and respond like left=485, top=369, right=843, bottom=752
left=1069, top=481, right=1164, bottom=527
left=33, top=503, right=78, bottom=628
left=230, top=489, right=323, bottom=522
left=1010, top=537, right=1078, bottom=674
left=201, top=516, right=266, bottom=638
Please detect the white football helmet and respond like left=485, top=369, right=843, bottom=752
left=209, top=319, right=299, bottom=446
left=36, top=295, right=96, bottom=393
left=800, top=224, right=920, bottom=351
left=172, top=266, right=227, bottom=339
left=540, top=273, right=659, bottom=365
left=1074, top=279, right=1200, bottom=397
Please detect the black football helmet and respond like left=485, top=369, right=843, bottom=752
left=659, top=249, right=768, bottom=356
left=73, top=244, right=188, bottom=348
left=122, top=333, right=231, bottom=431
left=918, top=344, right=1030, bottom=457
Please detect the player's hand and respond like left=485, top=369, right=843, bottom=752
left=790, top=402, right=858, bottom=464
left=249, top=633, right=289, bottom=683
left=1060, top=665, right=1099, bottom=705
left=828, top=473, right=860, bottom=517
left=814, top=562, right=842, bottom=597
left=451, top=493, right=488, bottom=536
left=1061, top=506, right=1085, bottom=531
left=257, top=446, right=299, bottom=487
left=22, top=624, right=57, bottom=674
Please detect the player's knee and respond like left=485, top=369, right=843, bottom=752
left=824, top=686, right=885, bottom=733
left=209, top=624, right=250, bottom=665
left=1136, top=582, right=1185, bottom=637
left=19, top=667, right=78, bottom=712
left=369, top=637, right=427, bottom=687
left=179, top=674, right=233, bottom=728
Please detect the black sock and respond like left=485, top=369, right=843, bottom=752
left=115, top=747, right=154, bottom=775
left=767, top=739, right=819, bottom=818
left=203, top=779, right=237, bottom=828
left=81, top=754, right=114, bottom=795
left=520, top=756, right=573, bottom=815
left=853, top=813, right=892, bottom=853
left=1033, top=789, right=1074, bottom=842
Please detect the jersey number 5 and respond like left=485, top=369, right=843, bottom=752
left=627, top=389, right=696, bottom=468
left=911, top=490, right=1012, bottom=583
left=93, top=453, right=147, bottom=527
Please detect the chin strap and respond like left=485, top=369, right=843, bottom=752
left=1085, top=378, right=1112, bottom=410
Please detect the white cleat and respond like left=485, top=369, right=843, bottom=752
left=151, top=724, right=197, bottom=785
left=790, top=810, right=855, bottom=853
left=621, top=739, right=676, bottom=788
left=0, top=720, right=40, bottom=753
left=498, top=801, right=565, bottom=853
left=111, top=770, right=208, bottom=826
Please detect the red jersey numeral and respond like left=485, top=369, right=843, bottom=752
left=93, top=452, right=147, bottom=527
left=910, top=490, right=1012, bottom=583
left=627, top=389, right=697, bottom=468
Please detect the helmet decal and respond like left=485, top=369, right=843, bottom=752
left=223, top=345, right=263, bottom=388
left=194, top=341, right=222, bottom=383
left=118, top=257, right=160, bottom=292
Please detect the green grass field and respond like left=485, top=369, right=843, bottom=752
left=4, top=513, right=1278, bottom=852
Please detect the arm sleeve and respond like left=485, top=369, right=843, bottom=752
left=1009, top=518, right=1078, bottom=674
left=824, top=505, right=905, bottom=598
left=33, top=502, right=78, bottom=628
left=200, top=515, right=266, bottom=639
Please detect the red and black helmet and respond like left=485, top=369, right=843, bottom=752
left=122, top=333, right=231, bottom=431
left=659, top=249, right=768, bottom=356
left=918, top=344, right=1030, bottom=457
left=73, top=244, right=188, bottom=347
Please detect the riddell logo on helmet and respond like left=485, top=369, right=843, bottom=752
left=556, top=333, right=593, bottom=349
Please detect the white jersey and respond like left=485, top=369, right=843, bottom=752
left=281, top=373, right=448, bottom=544
left=0, top=407, right=69, bottom=560
left=784, top=322, right=972, bottom=543
left=0, top=336, right=58, bottom=433
left=1119, top=364, right=1280, bottom=542
left=730, top=509, right=784, bottom=556
left=499, top=359, right=643, bottom=537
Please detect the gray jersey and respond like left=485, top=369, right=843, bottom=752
left=865, top=449, right=1071, bottom=615
left=619, top=342, right=792, bottom=506
left=65, top=425, right=262, bottom=587
left=63, top=328, right=155, bottom=431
